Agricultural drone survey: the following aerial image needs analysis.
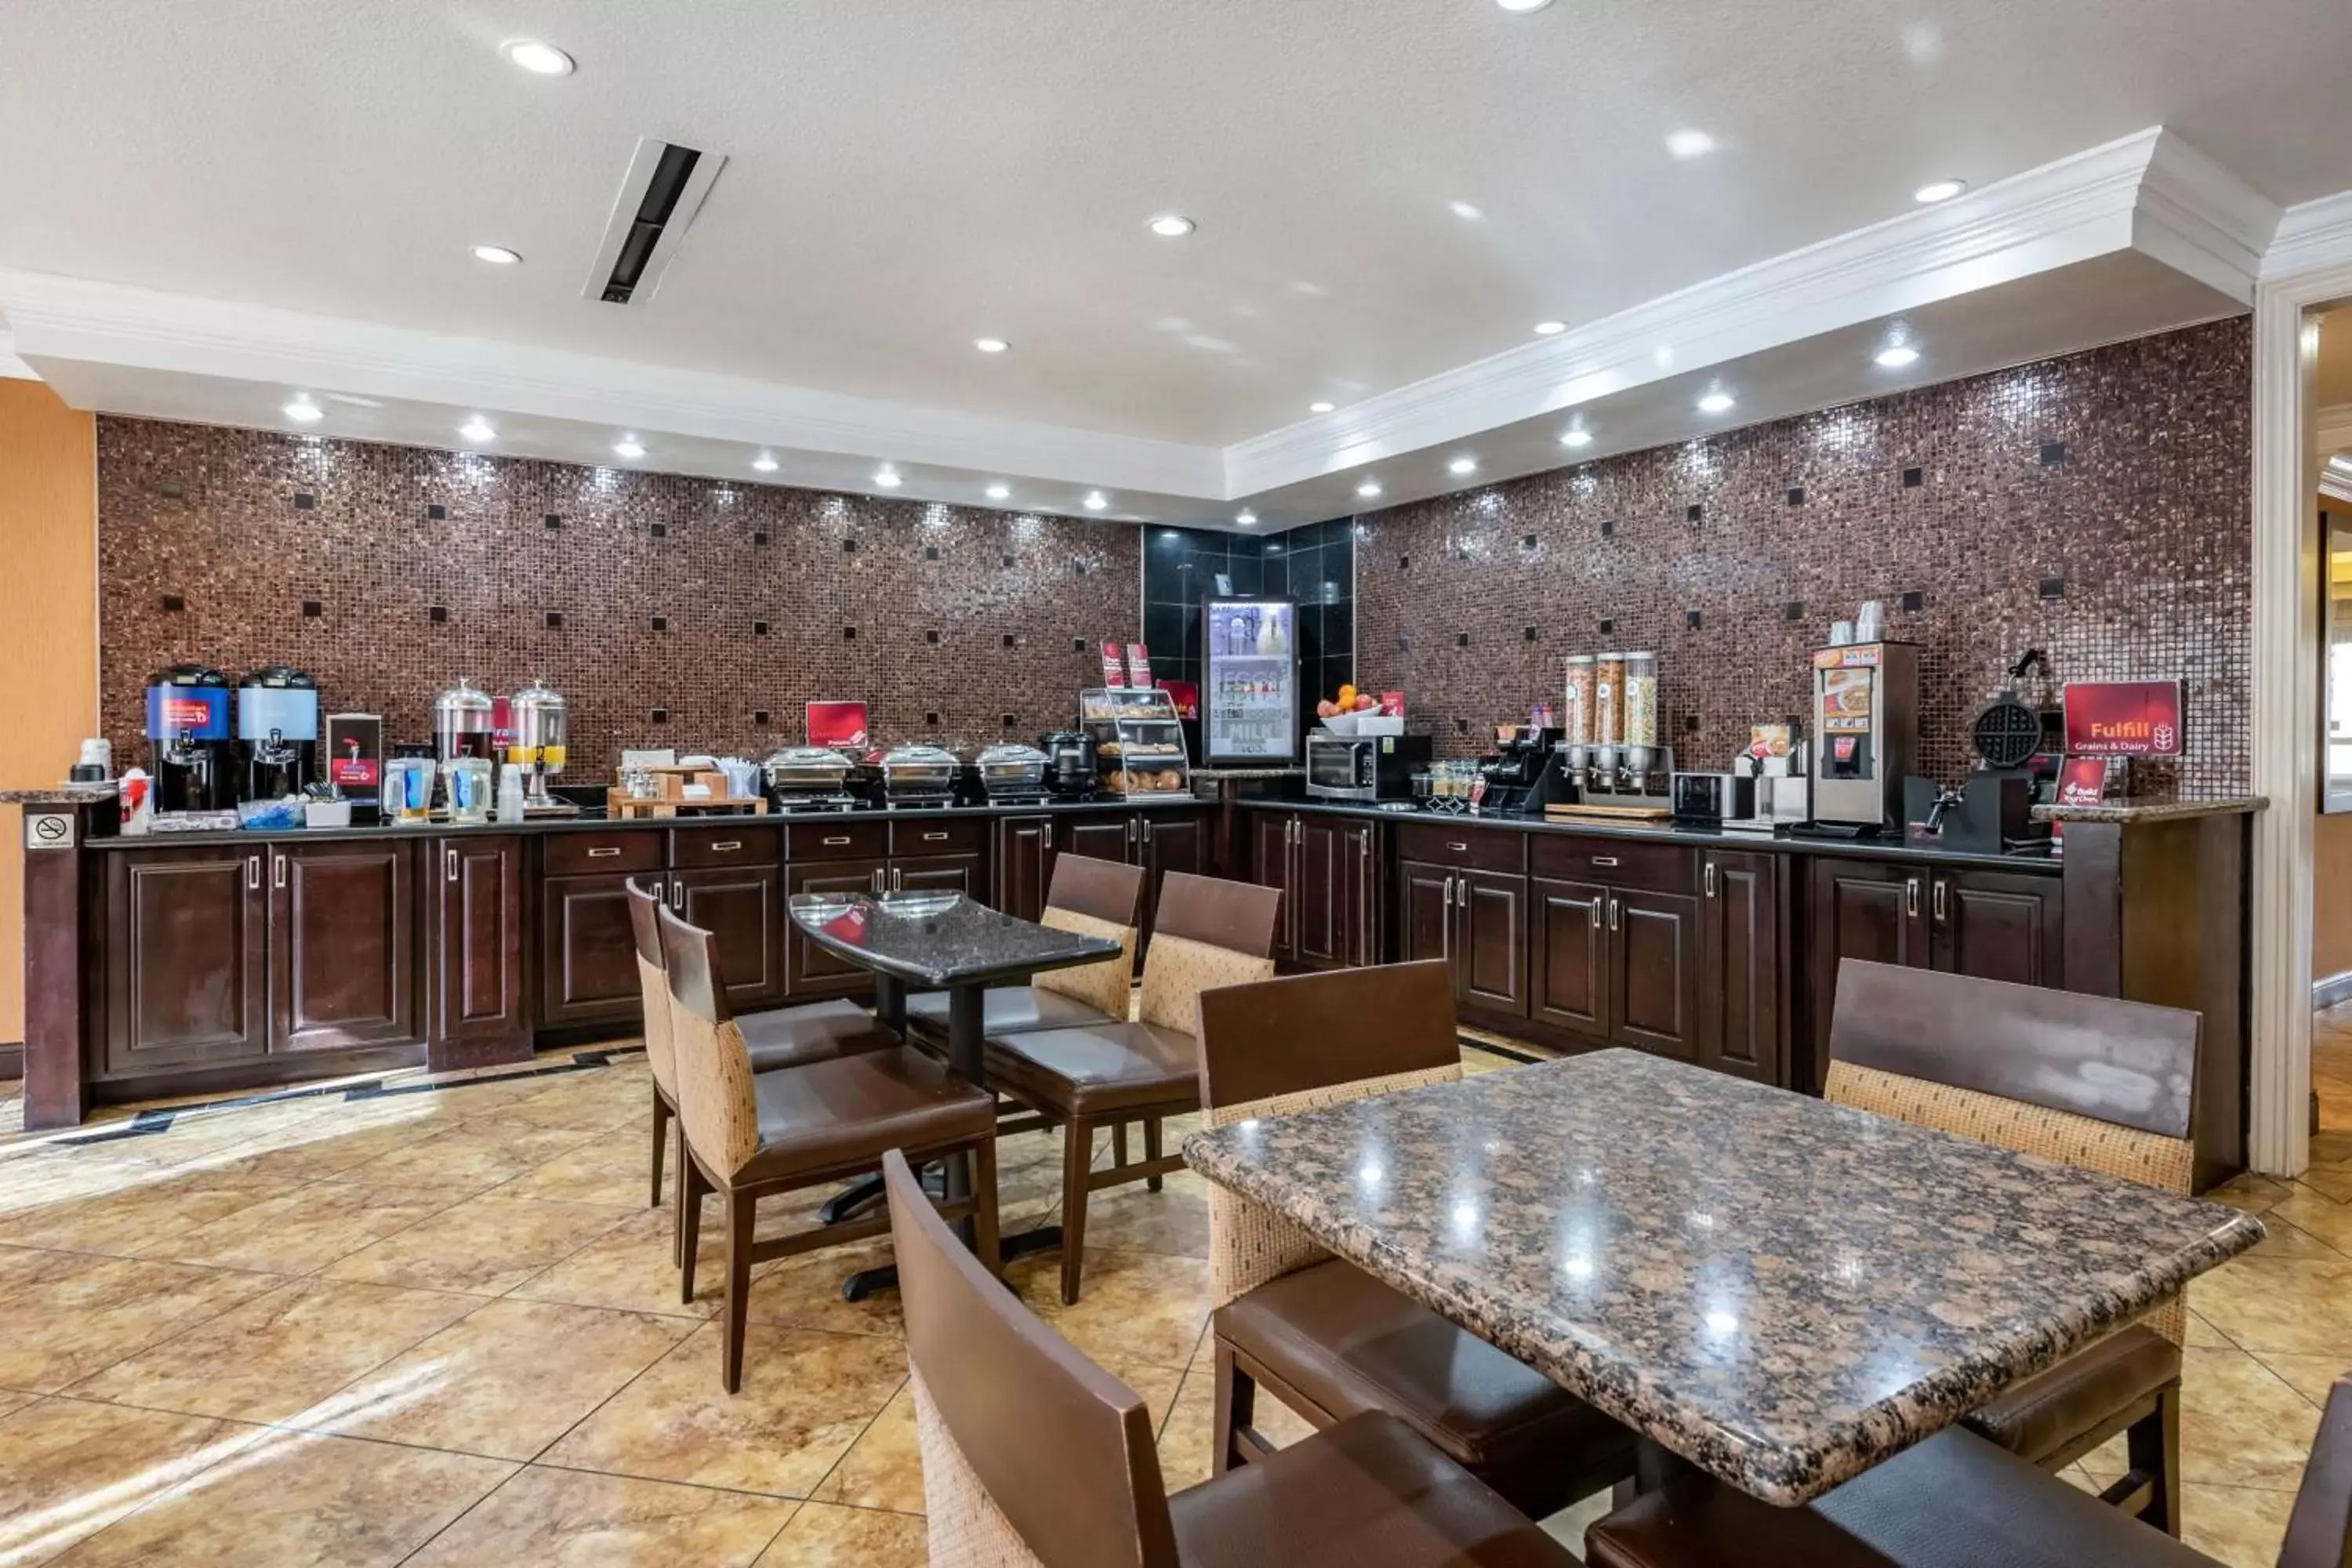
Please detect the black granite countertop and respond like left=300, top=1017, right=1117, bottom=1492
left=1231, top=796, right=2062, bottom=872
left=2031, top=796, right=2266, bottom=825
left=1183, top=1049, right=2263, bottom=1505
left=786, top=890, right=1121, bottom=989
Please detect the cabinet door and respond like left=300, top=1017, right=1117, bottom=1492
left=1806, top=858, right=1929, bottom=1089
left=786, top=859, right=886, bottom=1000
left=1397, top=859, right=1453, bottom=967
left=541, top=872, right=652, bottom=1029
left=270, top=841, right=418, bottom=1054
left=103, top=848, right=268, bottom=1076
left=1339, top=821, right=1381, bottom=967
left=1456, top=870, right=1530, bottom=1018
left=1931, top=869, right=2062, bottom=987
left=675, top=866, right=786, bottom=1011
left=1610, top=887, right=1700, bottom=1060
left=993, top=814, right=1055, bottom=920
left=894, top=854, right=982, bottom=897
left=1138, top=813, right=1205, bottom=953
left=1059, top=815, right=1136, bottom=866
left=1293, top=815, right=1346, bottom=969
left=1530, top=877, right=1612, bottom=1042
left=1697, top=851, right=1780, bottom=1083
left=434, top=837, right=527, bottom=1055
left=1253, top=813, right=1298, bottom=964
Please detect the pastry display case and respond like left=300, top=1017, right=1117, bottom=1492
left=1079, top=687, right=1192, bottom=797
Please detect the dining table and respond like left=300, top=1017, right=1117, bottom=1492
left=788, top=887, right=1124, bottom=1295
left=1181, top=1047, right=2267, bottom=1506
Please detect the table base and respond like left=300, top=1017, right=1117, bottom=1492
left=840, top=1223, right=1063, bottom=1301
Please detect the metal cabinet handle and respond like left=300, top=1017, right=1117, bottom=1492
left=446, top=848, right=459, bottom=884
left=1439, top=874, right=1452, bottom=960
left=872, top=868, right=884, bottom=894
left=710, top=840, right=742, bottom=852
left=273, top=854, right=288, bottom=890
left=824, top=835, right=852, bottom=847
left=1609, top=896, right=1622, bottom=932
left=923, top=831, right=948, bottom=842
left=671, top=878, right=684, bottom=910
left=247, top=854, right=260, bottom=890
left=1127, top=818, right=1138, bottom=844
left=1143, top=819, right=1154, bottom=844
left=893, top=867, right=904, bottom=892
left=1905, top=877, right=1920, bottom=918
left=1933, top=879, right=1948, bottom=924
left=1592, top=855, right=1620, bottom=867
left=586, top=846, right=622, bottom=859
left=1704, top=862, right=1717, bottom=898
left=1446, top=841, right=1468, bottom=852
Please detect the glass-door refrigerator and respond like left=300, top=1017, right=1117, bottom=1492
left=1202, top=598, right=1300, bottom=764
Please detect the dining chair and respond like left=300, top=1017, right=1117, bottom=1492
left=982, top=871, right=1283, bottom=1304
left=656, top=902, right=1000, bottom=1392
left=1194, top=960, right=1637, bottom=1520
left=902, top=852, right=1145, bottom=1053
left=880, top=1146, right=1582, bottom=1568
left=625, top=878, right=898, bottom=1251
left=1824, top=957, right=2202, bottom=1533
left=1582, top=1374, right=2352, bottom=1568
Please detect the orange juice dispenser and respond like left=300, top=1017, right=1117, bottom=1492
left=1806, top=642, right=1918, bottom=836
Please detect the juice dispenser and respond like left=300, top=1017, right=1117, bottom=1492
left=1806, top=641, right=1919, bottom=836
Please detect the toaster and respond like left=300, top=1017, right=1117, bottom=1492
left=1669, top=771, right=1755, bottom=823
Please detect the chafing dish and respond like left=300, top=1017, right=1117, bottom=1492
left=877, top=743, right=960, bottom=804
left=763, top=745, right=858, bottom=807
left=974, top=742, right=1048, bottom=802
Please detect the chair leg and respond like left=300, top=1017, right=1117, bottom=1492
left=1112, top=1121, right=1130, bottom=1169
left=678, top=1161, right=704, bottom=1304
left=1060, top=1114, right=1094, bottom=1305
left=649, top=1087, right=670, bottom=1210
left=1144, top=1116, right=1163, bottom=1193
left=1211, top=1341, right=1257, bottom=1476
left=2128, top=1385, right=2182, bottom=1536
left=969, top=1138, right=1001, bottom=1276
left=721, top=1188, right=755, bottom=1395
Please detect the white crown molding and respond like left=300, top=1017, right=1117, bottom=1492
left=0, top=328, right=38, bottom=382
left=2131, top=131, right=2283, bottom=303
left=2262, top=188, right=2352, bottom=282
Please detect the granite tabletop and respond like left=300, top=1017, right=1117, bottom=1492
left=1181, top=1048, right=2263, bottom=1505
left=2031, top=795, right=2266, bottom=825
left=786, top=890, right=1121, bottom=989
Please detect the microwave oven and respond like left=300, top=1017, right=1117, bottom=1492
left=1306, top=732, right=1432, bottom=800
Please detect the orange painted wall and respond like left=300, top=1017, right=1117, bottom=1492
left=0, top=379, right=97, bottom=1047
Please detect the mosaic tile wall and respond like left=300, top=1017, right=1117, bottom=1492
left=1355, top=320, right=2253, bottom=796
left=96, top=422, right=1142, bottom=776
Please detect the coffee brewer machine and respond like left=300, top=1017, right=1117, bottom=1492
left=238, top=664, right=319, bottom=800
left=1802, top=641, right=1918, bottom=837
left=144, top=663, right=236, bottom=813
left=1476, top=726, right=1570, bottom=815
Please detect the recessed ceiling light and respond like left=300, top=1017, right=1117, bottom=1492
left=1913, top=178, right=1968, bottom=204
left=985, top=483, right=1011, bottom=501
left=1147, top=214, right=1196, bottom=238
left=501, top=39, right=575, bottom=76
left=750, top=452, right=779, bottom=473
left=1496, top=0, right=1555, bottom=10
left=1875, top=344, right=1921, bottom=368
left=1560, top=428, right=1594, bottom=448
left=1534, top=320, right=1568, bottom=336
left=1665, top=129, right=1717, bottom=160
left=874, top=468, right=903, bottom=489
left=470, top=245, right=522, bottom=266
left=1309, top=401, right=1336, bottom=414
left=1236, top=510, right=1258, bottom=526
left=1083, top=491, right=1109, bottom=511
left=1356, top=480, right=1383, bottom=499
left=282, top=400, right=323, bottom=424
left=1448, top=200, right=1484, bottom=221
left=459, top=418, right=496, bottom=443
left=612, top=437, right=645, bottom=459
left=1448, top=456, right=1479, bottom=476
left=973, top=337, right=1011, bottom=354
left=1697, top=390, right=1736, bottom=415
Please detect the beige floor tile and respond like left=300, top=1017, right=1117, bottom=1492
left=2192, top=1255, right=2352, bottom=1356
left=2079, top=1348, right=2320, bottom=1493
left=1005, top=1246, right=1210, bottom=1370
left=321, top=1195, right=633, bottom=1296
left=752, top=1501, right=924, bottom=1567
left=407, top=1465, right=797, bottom=1566
left=2296, top=1165, right=2352, bottom=1203
left=741, top=1238, right=906, bottom=1339
left=2180, top=1483, right=2299, bottom=1568
left=45, top=1428, right=513, bottom=1567
left=1540, top=1488, right=1616, bottom=1555
left=493, top=1077, right=654, bottom=1134
left=2202, top=1173, right=2297, bottom=1216
left=138, top=1179, right=459, bottom=1275
left=508, top=1209, right=725, bottom=1320
left=0, top=1154, right=178, bottom=1219
left=0, top=1165, right=287, bottom=1258
left=0, top=1397, right=259, bottom=1566
left=2186, top=1310, right=2236, bottom=1348
left=2269, top=1188, right=2352, bottom=1252
left=499, top=1136, right=668, bottom=1207
left=0, top=1251, right=278, bottom=1392
left=2245, top=1214, right=2350, bottom=1262
left=70, top=1276, right=479, bottom=1425
left=322, top=1298, right=692, bottom=1460
left=544, top=1323, right=906, bottom=1497
left=209, top=1106, right=477, bottom=1181
left=339, top=1119, right=608, bottom=1192
left=1081, top=1172, right=1212, bottom=1258
left=1156, top=1350, right=1315, bottom=1492
left=2250, top=1352, right=2352, bottom=1407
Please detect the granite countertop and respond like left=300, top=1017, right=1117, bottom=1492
left=786, top=890, right=1122, bottom=989
left=1182, top=1048, right=2262, bottom=1505
left=2031, top=796, right=2267, bottom=825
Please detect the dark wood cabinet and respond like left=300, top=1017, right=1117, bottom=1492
left=432, top=836, right=528, bottom=1066
left=1697, top=850, right=1781, bottom=1083
left=1333, top=819, right=1380, bottom=968
left=1059, top=814, right=1135, bottom=868
left=1455, top=869, right=1530, bottom=1018
left=269, top=841, right=418, bottom=1054
left=1930, top=869, right=2061, bottom=987
left=1530, top=877, right=1611, bottom=1041
left=1397, top=858, right=1453, bottom=968
left=1253, top=811, right=1377, bottom=971
left=1610, top=886, right=1699, bottom=1061
left=1252, top=812, right=1297, bottom=964
left=993, top=814, right=1056, bottom=920
left=540, top=872, right=650, bottom=1029
left=893, top=853, right=981, bottom=897
left=673, top=866, right=786, bottom=1011
left=103, top=847, right=269, bottom=1076
left=786, top=858, right=885, bottom=999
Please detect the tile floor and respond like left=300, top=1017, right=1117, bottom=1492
left=0, top=1023, right=2340, bottom=1567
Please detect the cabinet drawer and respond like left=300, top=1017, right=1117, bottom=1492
left=1531, top=835, right=1693, bottom=893
left=670, top=824, right=782, bottom=868
left=789, top=819, right=891, bottom=862
left=543, top=830, right=664, bottom=877
left=1392, top=821, right=1526, bottom=874
left=890, top=816, right=984, bottom=857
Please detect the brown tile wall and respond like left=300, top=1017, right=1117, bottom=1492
left=1355, top=319, right=2252, bottom=797
left=96, top=422, right=1140, bottom=776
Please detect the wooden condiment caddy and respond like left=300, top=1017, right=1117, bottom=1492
left=606, top=765, right=769, bottom=819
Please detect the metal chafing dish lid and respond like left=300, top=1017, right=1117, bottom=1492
left=879, top=744, right=960, bottom=768
left=764, top=746, right=855, bottom=770
left=975, top=743, right=1047, bottom=766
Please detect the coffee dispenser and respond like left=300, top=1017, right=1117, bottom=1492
left=238, top=664, right=319, bottom=800
left=1805, top=641, right=1918, bottom=837
left=144, top=663, right=236, bottom=813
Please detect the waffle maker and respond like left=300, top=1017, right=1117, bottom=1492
left=1907, top=650, right=2058, bottom=854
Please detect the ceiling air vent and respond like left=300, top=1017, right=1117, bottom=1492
left=585, top=136, right=728, bottom=305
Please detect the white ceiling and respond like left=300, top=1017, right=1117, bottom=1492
left=4, top=0, right=2352, bottom=528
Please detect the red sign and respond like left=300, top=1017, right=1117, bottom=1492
left=1156, top=679, right=1200, bottom=720
left=805, top=701, right=869, bottom=749
left=2063, top=681, right=2183, bottom=757
left=2056, top=757, right=2109, bottom=808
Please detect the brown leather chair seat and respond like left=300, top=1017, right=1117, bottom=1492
left=1963, top=1324, right=2180, bottom=1464
left=1216, top=1257, right=1633, bottom=1519
left=737, top=1046, right=998, bottom=1185
left=903, top=983, right=1117, bottom=1043
left=1584, top=1425, right=2212, bottom=1568
left=739, top=999, right=899, bottom=1072
left=985, top=1018, right=1197, bottom=1116
left=1169, top=1408, right=1577, bottom=1567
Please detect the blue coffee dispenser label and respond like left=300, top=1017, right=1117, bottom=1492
left=238, top=685, right=318, bottom=740
left=146, top=686, right=229, bottom=740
